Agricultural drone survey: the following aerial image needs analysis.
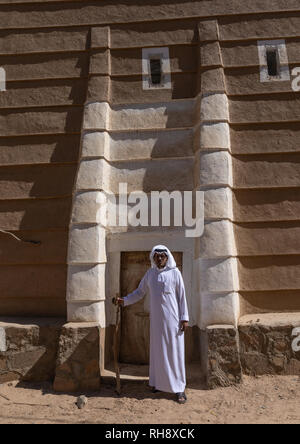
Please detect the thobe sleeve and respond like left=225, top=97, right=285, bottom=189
left=123, top=271, right=148, bottom=307
left=176, top=269, right=189, bottom=322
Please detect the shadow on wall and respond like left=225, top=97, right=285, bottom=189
left=0, top=317, right=64, bottom=384
left=0, top=34, right=91, bottom=318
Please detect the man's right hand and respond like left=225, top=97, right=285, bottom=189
left=113, top=297, right=124, bottom=306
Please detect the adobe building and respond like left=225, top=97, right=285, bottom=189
left=0, top=0, right=300, bottom=390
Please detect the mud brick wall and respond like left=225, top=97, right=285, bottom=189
left=223, top=14, right=300, bottom=315
left=1, top=0, right=300, bottom=319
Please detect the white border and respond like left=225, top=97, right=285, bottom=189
left=142, top=47, right=172, bottom=90
left=106, top=230, right=196, bottom=326
left=0, top=68, right=6, bottom=92
left=257, top=39, right=290, bottom=82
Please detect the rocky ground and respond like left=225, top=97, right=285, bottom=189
left=0, top=373, right=299, bottom=424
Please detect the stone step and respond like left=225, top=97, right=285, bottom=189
left=101, top=362, right=203, bottom=385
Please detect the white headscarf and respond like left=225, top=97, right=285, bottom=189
left=150, top=245, right=177, bottom=269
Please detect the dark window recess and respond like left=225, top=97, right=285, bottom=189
left=266, top=49, right=279, bottom=76
left=150, top=58, right=162, bottom=85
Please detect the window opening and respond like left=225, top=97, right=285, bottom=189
left=266, top=49, right=279, bottom=77
left=150, top=58, right=162, bottom=85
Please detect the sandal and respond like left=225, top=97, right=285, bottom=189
left=176, top=392, right=187, bottom=404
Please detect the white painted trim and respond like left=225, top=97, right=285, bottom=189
left=200, top=292, right=240, bottom=329
left=200, top=257, right=239, bottom=294
left=67, top=263, right=106, bottom=302
left=200, top=122, right=230, bottom=150
left=68, top=224, right=107, bottom=265
left=67, top=301, right=106, bottom=326
left=107, top=229, right=194, bottom=253
left=0, top=327, right=6, bottom=352
left=83, top=101, right=110, bottom=130
left=200, top=93, right=229, bottom=122
left=257, top=39, right=290, bottom=82
left=198, top=150, right=233, bottom=188
left=197, top=76, right=241, bottom=328
left=106, top=231, right=195, bottom=326
left=142, top=47, right=171, bottom=90
left=0, top=68, right=6, bottom=92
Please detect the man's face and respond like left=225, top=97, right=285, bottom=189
left=153, top=252, right=168, bottom=269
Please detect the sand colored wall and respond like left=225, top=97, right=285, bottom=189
left=216, top=13, right=300, bottom=314
left=1, top=0, right=300, bottom=320
left=66, top=22, right=199, bottom=325
left=0, top=19, right=90, bottom=316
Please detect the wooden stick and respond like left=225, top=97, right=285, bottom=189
left=113, top=294, right=121, bottom=395
left=0, top=393, right=10, bottom=401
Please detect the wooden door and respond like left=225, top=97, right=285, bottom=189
left=120, top=251, right=182, bottom=364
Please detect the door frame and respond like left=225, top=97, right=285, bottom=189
left=106, top=230, right=195, bottom=327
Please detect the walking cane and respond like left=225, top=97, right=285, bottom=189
left=112, top=294, right=121, bottom=395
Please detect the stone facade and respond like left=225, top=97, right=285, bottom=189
left=0, top=318, right=63, bottom=383
left=54, top=323, right=102, bottom=392
left=239, top=314, right=300, bottom=376
left=0, top=319, right=103, bottom=391
left=202, top=325, right=243, bottom=389
left=0, top=316, right=298, bottom=391
left=0, top=0, right=300, bottom=388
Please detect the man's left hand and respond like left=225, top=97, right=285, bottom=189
left=180, top=321, right=188, bottom=332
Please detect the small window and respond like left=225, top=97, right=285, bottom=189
left=258, top=40, right=290, bottom=82
left=266, top=49, right=279, bottom=77
left=142, top=47, right=171, bottom=90
left=150, top=58, right=162, bottom=85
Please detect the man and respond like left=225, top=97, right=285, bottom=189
left=116, top=245, right=189, bottom=404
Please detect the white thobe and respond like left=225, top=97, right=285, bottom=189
left=123, top=266, right=189, bottom=394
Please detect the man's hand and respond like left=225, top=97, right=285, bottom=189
left=113, top=297, right=124, bottom=306
left=180, top=321, right=188, bottom=332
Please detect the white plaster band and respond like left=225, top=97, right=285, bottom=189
left=68, top=224, right=106, bottom=264
left=81, top=131, right=109, bottom=159
left=200, top=292, right=240, bottom=329
left=196, top=80, right=240, bottom=329
left=67, top=264, right=106, bottom=302
left=198, top=150, right=232, bottom=188
left=201, top=93, right=229, bottom=123
left=84, top=100, right=197, bottom=133
left=0, top=68, right=6, bottom=92
left=110, top=99, right=196, bottom=131
left=110, top=128, right=194, bottom=161
left=204, top=187, right=233, bottom=221
left=76, top=158, right=109, bottom=191
left=67, top=301, right=106, bottom=326
left=108, top=158, right=194, bottom=194
left=200, top=122, right=230, bottom=150
left=81, top=129, right=195, bottom=162
left=0, top=327, right=6, bottom=352
left=200, top=220, right=236, bottom=259
left=200, top=257, right=239, bottom=294
left=71, top=191, right=107, bottom=225
left=83, top=102, right=110, bottom=131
